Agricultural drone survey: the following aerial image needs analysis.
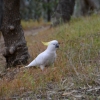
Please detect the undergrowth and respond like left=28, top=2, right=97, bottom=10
left=0, top=15, right=100, bottom=99
left=21, top=19, right=50, bottom=30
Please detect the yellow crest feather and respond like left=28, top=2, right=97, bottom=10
left=42, top=41, right=49, bottom=46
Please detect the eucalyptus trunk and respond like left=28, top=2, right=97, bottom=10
left=47, top=0, right=51, bottom=22
left=73, top=0, right=100, bottom=17
left=51, top=0, right=75, bottom=26
left=0, top=0, right=3, bottom=29
left=1, top=0, right=29, bottom=68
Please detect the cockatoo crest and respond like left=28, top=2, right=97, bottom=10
left=42, top=41, right=50, bottom=46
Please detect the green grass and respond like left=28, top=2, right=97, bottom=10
left=0, top=14, right=100, bottom=99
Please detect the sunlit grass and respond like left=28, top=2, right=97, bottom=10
left=0, top=14, right=100, bottom=99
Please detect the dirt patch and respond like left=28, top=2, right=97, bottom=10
left=24, top=26, right=50, bottom=36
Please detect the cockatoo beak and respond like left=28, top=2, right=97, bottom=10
left=42, top=41, right=50, bottom=46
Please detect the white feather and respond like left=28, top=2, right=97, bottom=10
left=25, top=40, right=59, bottom=70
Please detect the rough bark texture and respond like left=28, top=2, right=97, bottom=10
left=1, top=0, right=30, bottom=68
left=82, top=0, right=99, bottom=15
left=73, top=0, right=100, bottom=17
left=51, top=0, right=75, bottom=26
left=0, top=0, right=3, bottom=29
left=85, top=0, right=99, bottom=9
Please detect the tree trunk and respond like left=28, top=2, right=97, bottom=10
left=85, top=0, right=99, bottom=10
left=47, top=0, right=51, bottom=22
left=51, top=0, right=75, bottom=26
left=73, top=0, right=100, bottom=17
left=57, top=0, right=75, bottom=22
left=1, top=0, right=30, bottom=68
left=47, top=7, right=51, bottom=22
left=0, top=0, right=3, bottom=29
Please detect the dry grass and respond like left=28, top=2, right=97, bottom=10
left=21, top=19, right=50, bottom=30
left=0, top=14, right=100, bottom=99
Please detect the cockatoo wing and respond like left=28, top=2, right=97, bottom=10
left=25, top=51, right=56, bottom=68
left=25, top=52, right=45, bottom=67
left=40, top=50, right=56, bottom=66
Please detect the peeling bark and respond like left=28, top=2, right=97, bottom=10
left=1, top=0, right=30, bottom=68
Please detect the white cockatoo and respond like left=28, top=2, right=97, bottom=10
left=25, top=40, right=59, bottom=70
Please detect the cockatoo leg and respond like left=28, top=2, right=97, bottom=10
left=40, top=65, right=45, bottom=71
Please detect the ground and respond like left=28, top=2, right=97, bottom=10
left=0, top=15, right=100, bottom=100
